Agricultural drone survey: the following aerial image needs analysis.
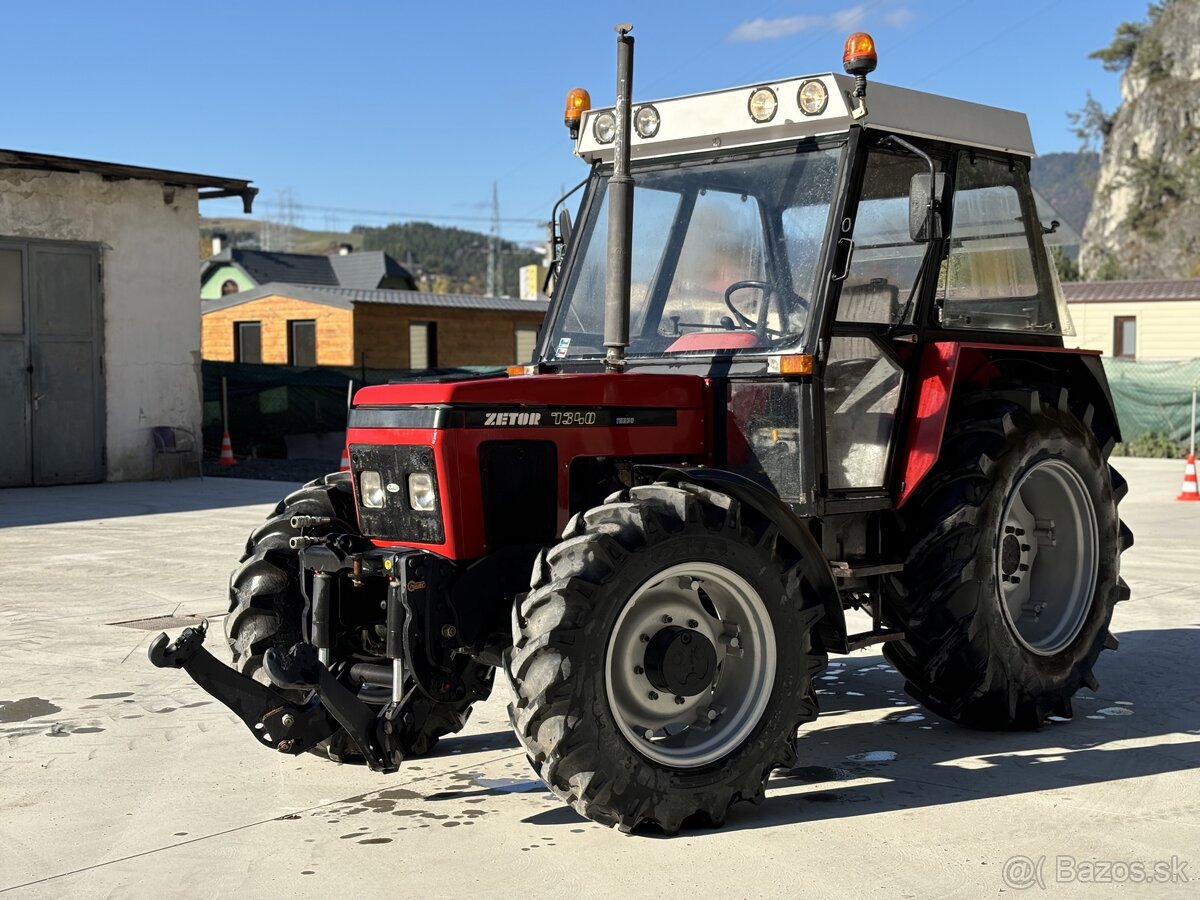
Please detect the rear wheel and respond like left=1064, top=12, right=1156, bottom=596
left=883, top=387, right=1132, bottom=729
left=225, top=472, right=487, bottom=758
left=507, top=482, right=826, bottom=833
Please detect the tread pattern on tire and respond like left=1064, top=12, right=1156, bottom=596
left=224, top=472, right=486, bottom=757
left=507, top=481, right=826, bottom=834
left=883, top=385, right=1131, bottom=729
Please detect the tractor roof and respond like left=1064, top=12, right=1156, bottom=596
left=575, top=73, right=1034, bottom=164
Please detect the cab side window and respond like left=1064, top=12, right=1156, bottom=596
left=939, top=154, right=1061, bottom=333
left=839, top=148, right=939, bottom=325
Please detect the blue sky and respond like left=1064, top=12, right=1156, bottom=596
left=3, top=1, right=1139, bottom=243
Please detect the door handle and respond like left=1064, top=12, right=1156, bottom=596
left=831, top=238, right=855, bottom=282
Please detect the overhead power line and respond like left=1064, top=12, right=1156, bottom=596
left=206, top=196, right=545, bottom=229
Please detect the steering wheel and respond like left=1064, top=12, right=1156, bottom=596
left=723, top=280, right=809, bottom=339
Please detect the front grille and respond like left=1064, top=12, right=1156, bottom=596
left=479, top=441, right=557, bottom=548
left=349, top=444, right=445, bottom=544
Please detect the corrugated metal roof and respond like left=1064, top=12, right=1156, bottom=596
left=202, top=282, right=549, bottom=314
left=1062, top=279, right=1200, bottom=303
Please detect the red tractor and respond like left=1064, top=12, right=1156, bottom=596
left=152, top=28, right=1131, bottom=833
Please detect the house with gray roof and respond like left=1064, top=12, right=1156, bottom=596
left=201, top=247, right=416, bottom=299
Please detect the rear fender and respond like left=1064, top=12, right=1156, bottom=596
left=896, top=342, right=1122, bottom=507
left=638, top=466, right=847, bottom=654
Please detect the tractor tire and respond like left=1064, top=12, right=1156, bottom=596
left=882, top=387, right=1132, bottom=729
left=507, top=481, right=826, bottom=834
left=225, top=472, right=486, bottom=759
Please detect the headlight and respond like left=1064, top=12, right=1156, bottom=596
left=747, top=87, right=778, bottom=123
left=408, top=472, right=437, bottom=511
left=797, top=79, right=829, bottom=116
left=592, top=111, right=616, bottom=144
left=360, top=470, right=385, bottom=508
left=634, top=104, right=660, bottom=138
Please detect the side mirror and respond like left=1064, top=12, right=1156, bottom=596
left=909, top=172, right=946, bottom=243
left=557, top=208, right=573, bottom=254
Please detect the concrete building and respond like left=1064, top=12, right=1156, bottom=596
left=0, top=148, right=254, bottom=486
left=1063, top=278, right=1200, bottom=360
left=201, top=284, right=547, bottom=369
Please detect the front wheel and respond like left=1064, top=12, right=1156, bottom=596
left=882, top=387, right=1132, bottom=729
left=507, top=482, right=826, bottom=833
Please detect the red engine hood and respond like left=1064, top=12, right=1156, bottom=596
left=353, top=372, right=706, bottom=409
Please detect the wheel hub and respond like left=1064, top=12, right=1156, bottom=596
left=1000, top=533, right=1024, bottom=578
left=644, top=626, right=717, bottom=696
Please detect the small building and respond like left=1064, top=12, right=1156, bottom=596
left=201, top=247, right=416, bottom=299
left=201, top=283, right=547, bottom=369
left=0, top=148, right=254, bottom=486
left=1063, top=278, right=1200, bottom=360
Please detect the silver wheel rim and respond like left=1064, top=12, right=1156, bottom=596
left=604, top=561, right=776, bottom=768
left=996, top=458, right=1099, bottom=655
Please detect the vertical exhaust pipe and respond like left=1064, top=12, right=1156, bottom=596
left=604, top=23, right=635, bottom=373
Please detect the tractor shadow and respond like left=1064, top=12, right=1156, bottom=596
left=0, top=478, right=296, bottom=528
left=706, top=626, right=1200, bottom=836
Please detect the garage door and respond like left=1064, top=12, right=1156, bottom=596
left=0, top=239, right=104, bottom=487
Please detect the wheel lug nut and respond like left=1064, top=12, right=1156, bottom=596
left=674, top=696, right=685, bottom=705
left=648, top=691, right=659, bottom=701
left=687, top=619, right=699, bottom=629
left=661, top=614, right=673, bottom=624
left=633, top=665, right=644, bottom=675
left=640, top=634, right=649, bottom=643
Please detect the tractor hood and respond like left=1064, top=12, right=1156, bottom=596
left=351, top=372, right=706, bottom=412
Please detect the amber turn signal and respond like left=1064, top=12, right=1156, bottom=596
left=776, top=354, right=815, bottom=376
left=843, top=32, right=877, bottom=76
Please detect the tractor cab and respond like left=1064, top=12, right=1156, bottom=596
left=541, top=31, right=1076, bottom=511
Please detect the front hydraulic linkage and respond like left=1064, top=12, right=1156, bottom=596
left=148, top=623, right=399, bottom=772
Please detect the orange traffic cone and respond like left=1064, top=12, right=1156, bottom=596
left=339, top=443, right=351, bottom=472
left=1178, top=453, right=1200, bottom=501
left=217, top=430, right=238, bottom=467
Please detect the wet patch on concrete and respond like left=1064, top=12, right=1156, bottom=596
left=778, top=764, right=856, bottom=783
left=87, top=692, right=134, bottom=700
left=0, top=697, right=62, bottom=723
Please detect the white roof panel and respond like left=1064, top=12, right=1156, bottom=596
left=576, top=74, right=1035, bottom=164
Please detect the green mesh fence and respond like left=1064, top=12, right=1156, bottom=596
left=201, top=361, right=503, bottom=458
left=1102, top=358, right=1200, bottom=448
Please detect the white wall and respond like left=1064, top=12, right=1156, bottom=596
left=1065, top=300, right=1200, bottom=360
left=0, top=168, right=201, bottom=480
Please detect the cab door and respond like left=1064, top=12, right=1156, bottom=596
left=820, top=144, right=945, bottom=498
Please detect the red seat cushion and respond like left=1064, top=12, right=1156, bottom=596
left=665, top=331, right=760, bottom=353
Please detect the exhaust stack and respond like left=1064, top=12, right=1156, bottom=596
left=603, top=23, right=635, bottom=373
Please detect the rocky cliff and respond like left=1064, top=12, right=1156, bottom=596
left=1079, top=0, right=1200, bottom=280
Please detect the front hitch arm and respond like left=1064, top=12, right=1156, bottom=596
left=262, top=642, right=398, bottom=772
left=148, top=624, right=339, bottom=758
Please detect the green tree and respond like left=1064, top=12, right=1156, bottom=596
left=1089, top=3, right=1169, bottom=73
left=1049, top=246, right=1080, bottom=282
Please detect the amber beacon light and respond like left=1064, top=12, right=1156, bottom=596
left=842, top=32, right=878, bottom=75
left=564, top=87, right=591, bottom=139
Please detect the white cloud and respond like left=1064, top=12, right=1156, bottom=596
left=727, top=5, right=865, bottom=42
left=884, top=7, right=914, bottom=28
left=727, top=5, right=911, bottom=43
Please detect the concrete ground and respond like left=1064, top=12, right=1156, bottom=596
left=0, top=459, right=1197, bottom=898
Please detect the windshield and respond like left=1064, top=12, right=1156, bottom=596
left=546, top=145, right=843, bottom=361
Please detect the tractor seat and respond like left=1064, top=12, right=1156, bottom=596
left=665, top=331, right=760, bottom=353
